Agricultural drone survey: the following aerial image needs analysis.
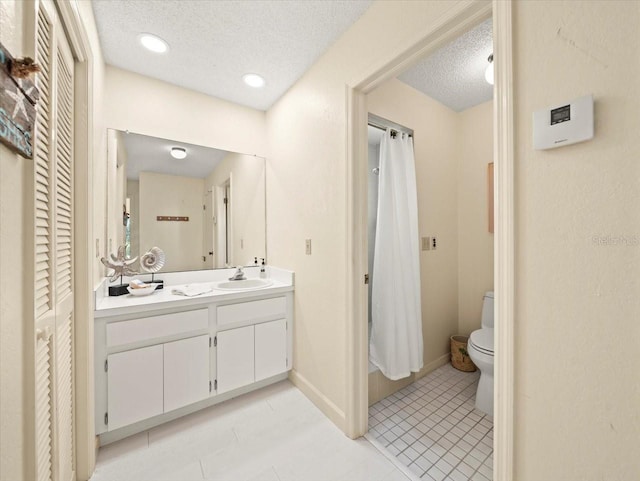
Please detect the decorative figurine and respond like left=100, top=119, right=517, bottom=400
left=101, top=245, right=139, bottom=296
left=140, top=246, right=165, bottom=289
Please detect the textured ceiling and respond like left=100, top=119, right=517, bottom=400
left=121, top=132, right=230, bottom=181
left=92, top=0, right=373, bottom=111
left=398, top=18, right=493, bottom=112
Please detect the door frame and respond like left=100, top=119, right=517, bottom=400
left=344, top=1, right=514, bottom=479
left=55, top=1, right=96, bottom=478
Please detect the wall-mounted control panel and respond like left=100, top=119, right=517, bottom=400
left=533, top=95, right=594, bottom=150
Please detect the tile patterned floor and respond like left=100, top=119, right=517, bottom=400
left=368, top=364, right=493, bottom=481
left=91, top=380, right=412, bottom=481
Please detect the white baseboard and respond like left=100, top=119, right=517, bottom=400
left=289, top=369, right=346, bottom=431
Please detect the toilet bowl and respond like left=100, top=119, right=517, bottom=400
left=467, top=292, right=494, bottom=416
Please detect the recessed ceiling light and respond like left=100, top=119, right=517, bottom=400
left=170, top=147, right=187, bottom=159
left=138, top=33, right=169, bottom=54
left=242, top=73, right=266, bottom=88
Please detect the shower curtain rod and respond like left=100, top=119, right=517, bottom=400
left=368, top=113, right=413, bottom=138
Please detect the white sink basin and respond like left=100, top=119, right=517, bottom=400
left=215, top=279, right=273, bottom=291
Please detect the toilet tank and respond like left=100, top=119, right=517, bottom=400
left=481, top=291, right=494, bottom=328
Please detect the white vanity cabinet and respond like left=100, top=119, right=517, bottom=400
left=217, top=325, right=255, bottom=393
left=216, top=296, right=289, bottom=394
left=107, top=344, right=164, bottom=431
left=95, top=286, right=293, bottom=444
left=106, top=334, right=211, bottom=430
left=217, top=318, right=288, bottom=394
left=163, top=335, right=210, bottom=412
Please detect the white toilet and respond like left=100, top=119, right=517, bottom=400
left=467, top=291, right=494, bottom=417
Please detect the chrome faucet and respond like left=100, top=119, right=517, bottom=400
left=228, top=266, right=246, bottom=281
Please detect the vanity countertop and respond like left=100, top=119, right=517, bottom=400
left=94, top=267, right=294, bottom=318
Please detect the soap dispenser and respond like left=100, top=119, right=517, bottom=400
left=259, top=258, right=267, bottom=279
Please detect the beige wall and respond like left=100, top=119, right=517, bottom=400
left=513, top=1, right=640, bottom=479
left=104, top=66, right=267, bottom=157
left=139, top=172, right=204, bottom=272
left=0, top=2, right=27, bottom=479
left=458, top=101, right=494, bottom=335
left=266, top=0, right=474, bottom=427
left=204, top=152, right=266, bottom=267
left=367, top=78, right=460, bottom=369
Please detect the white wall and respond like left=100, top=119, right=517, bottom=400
left=139, top=172, right=204, bottom=272
left=512, top=1, right=640, bottom=479
left=104, top=66, right=267, bottom=157
left=458, top=101, right=494, bottom=335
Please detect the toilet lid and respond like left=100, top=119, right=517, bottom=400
left=470, top=328, right=494, bottom=355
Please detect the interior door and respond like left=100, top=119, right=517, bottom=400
left=33, top=2, right=77, bottom=480
left=203, top=190, right=214, bottom=268
left=214, top=183, right=227, bottom=268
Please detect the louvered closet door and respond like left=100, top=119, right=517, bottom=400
left=33, top=1, right=76, bottom=480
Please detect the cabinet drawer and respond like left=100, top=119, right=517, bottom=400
left=107, top=309, right=208, bottom=347
left=217, top=297, right=286, bottom=327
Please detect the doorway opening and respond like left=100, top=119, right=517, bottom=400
left=346, top=2, right=514, bottom=480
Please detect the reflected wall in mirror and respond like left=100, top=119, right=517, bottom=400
left=106, top=129, right=266, bottom=273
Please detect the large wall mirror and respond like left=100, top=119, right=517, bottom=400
left=106, top=129, right=266, bottom=273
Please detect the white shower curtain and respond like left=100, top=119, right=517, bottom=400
left=369, top=129, right=423, bottom=380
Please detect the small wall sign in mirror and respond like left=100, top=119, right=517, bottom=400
left=157, top=216, right=189, bottom=222
left=0, top=42, right=40, bottom=159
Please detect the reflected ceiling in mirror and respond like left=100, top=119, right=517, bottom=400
left=123, top=133, right=229, bottom=180
left=109, top=130, right=266, bottom=274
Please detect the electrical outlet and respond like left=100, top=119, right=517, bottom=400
left=305, top=239, right=312, bottom=255
left=432, top=237, right=437, bottom=250
left=421, top=237, right=431, bottom=251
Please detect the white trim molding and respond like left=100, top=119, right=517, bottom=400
left=54, top=1, right=97, bottom=478
left=493, top=1, right=515, bottom=479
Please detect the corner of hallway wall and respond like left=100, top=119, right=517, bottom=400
left=513, top=1, right=640, bottom=479
left=457, top=100, right=494, bottom=336
left=0, top=2, right=27, bottom=479
left=265, top=0, right=467, bottom=431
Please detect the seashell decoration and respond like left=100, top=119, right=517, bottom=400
left=101, top=245, right=139, bottom=283
left=140, top=247, right=166, bottom=273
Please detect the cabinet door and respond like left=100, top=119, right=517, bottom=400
left=217, top=326, right=254, bottom=394
left=164, top=335, right=210, bottom=412
left=107, top=344, right=163, bottom=430
left=255, top=319, right=288, bottom=381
